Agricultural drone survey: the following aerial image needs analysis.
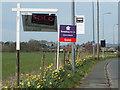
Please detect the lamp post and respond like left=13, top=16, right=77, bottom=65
left=113, top=24, right=118, bottom=45
left=102, top=12, right=111, bottom=39
left=102, top=12, right=111, bottom=59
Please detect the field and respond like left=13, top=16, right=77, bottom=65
left=2, top=52, right=60, bottom=81
left=2, top=51, right=92, bottom=81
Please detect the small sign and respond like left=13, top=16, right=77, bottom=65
left=92, top=41, right=96, bottom=46
left=76, top=15, right=85, bottom=34
left=59, top=25, right=76, bottom=42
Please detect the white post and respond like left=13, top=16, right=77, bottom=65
left=16, top=3, right=21, bottom=86
left=16, top=3, right=20, bottom=50
left=57, top=25, right=60, bottom=70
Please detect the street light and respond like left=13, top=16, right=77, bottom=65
left=102, top=12, right=112, bottom=39
left=102, top=12, right=111, bottom=59
left=113, top=24, right=118, bottom=45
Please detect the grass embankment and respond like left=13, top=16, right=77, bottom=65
left=59, top=55, right=118, bottom=88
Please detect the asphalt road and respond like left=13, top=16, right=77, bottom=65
left=77, top=58, right=119, bottom=88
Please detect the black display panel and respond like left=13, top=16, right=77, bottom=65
left=22, top=14, right=57, bottom=32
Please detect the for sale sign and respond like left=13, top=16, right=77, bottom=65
left=59, top=25, right=76, bottom=42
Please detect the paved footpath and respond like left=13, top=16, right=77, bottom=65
left=76, top=59, right=117, bottom=88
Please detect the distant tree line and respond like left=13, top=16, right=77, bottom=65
left=1, top=39, right=118, bottom=53
left=0, top=39, right=57, bottom=52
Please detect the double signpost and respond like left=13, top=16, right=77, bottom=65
left=59, top=25, right=76, bottom=74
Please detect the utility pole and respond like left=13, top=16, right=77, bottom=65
left=97, top=0, right=100, bottom=59
left=92, top=1, right=95, bottom=60
left=72, top=0, right=75, bottom=74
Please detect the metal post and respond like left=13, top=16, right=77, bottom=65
left=113, top=24, right=115, bottom=45
left=97, top=0, right=100, bottom=60
left=113, top=24, right=118, bottom=46
left=16, top=3, right=20, bottom=86
left=102, top=47, right=104, bottom=59
left=63, top=49, right=66, bottom=68
left=92, top=1, right=95, bottom=60
left=72, top=0, right=75, bottom=74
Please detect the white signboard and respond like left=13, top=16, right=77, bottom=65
left=76, top=15, right=85, bottom=34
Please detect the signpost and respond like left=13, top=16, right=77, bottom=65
left=12, top=3, right=58, bottom=86
left=57, top=25, right=76, bottom=71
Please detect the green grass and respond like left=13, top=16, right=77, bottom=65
left=2, top=52, right=65, bottom=81
left=2, top=51, right=117, bottom=82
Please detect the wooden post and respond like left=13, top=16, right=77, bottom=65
left=77, top=48, right=80, bottom=59
left=63, top=49, right=66, bottom=68
left=42, top=50, right=45, bottom=75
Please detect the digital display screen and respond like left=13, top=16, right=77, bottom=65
left=32, top=14, right=55, bottom=25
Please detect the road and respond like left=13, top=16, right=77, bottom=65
left=76, top=58, right=119, bottom=88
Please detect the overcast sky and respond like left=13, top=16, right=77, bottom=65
left=0, top=0, right=118, bottom=45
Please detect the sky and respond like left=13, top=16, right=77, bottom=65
left=0, top=0, right=119, bottom=45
